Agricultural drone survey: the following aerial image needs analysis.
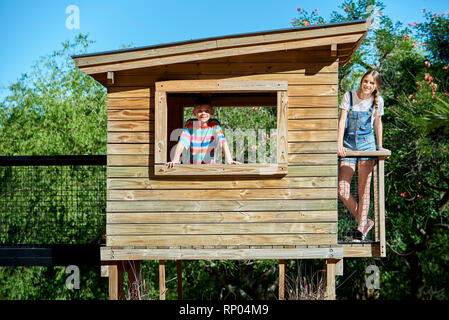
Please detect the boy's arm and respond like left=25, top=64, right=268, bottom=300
left=222, top=140, right=240, bottom=164
left=213, top=121, right=239, bottom=164
left=167, top=142, right=185, bottom=167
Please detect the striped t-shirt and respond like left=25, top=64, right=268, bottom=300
left=179, top=119, right=226, bottom=164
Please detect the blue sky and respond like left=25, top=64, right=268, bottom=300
left=0, top=0, right=448, bottom=101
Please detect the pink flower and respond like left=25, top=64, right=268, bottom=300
left=378, top=11, right=383, bottom=15
left=297, top=7, right=301, bottom=12
left=445, top=92, right=449, bottom=97
left=344, top=6, right=348, bottom=11
left=412, top=99, right=418, bottom=103
left=404, top=35, right=411, bottom=40
left=408, top=94, right=414, bottom=99
left=424, top=60, right=431, bottom=67
left=303, top=20, right=311, bottom=26
left=413, top=22, right=418, bottom=26
left=443, top=66, right=449, bottom=71
left=417, top=194, right=424, bottom=199
left=424, top=73, right=433, bottom=81
left=401, top=192, right=410, bottom=198
left=314, top=9, right=318, bottom=14
left=422, top=8, right=426, bottom=13
left=250, top=145, right=257, bottom=151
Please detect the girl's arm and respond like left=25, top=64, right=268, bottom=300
left=374, top=115, right=383, bottom=149
left=374, top=116, right=390, bottom=158
left=166, top=142, right=185, bottom=167
left=338, top=109, right=348, bottom=157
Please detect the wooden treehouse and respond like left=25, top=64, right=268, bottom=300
left=72, top=19, right=390, bottom=300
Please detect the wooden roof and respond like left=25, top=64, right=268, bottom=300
left=72, top=19, right=371, bottom=75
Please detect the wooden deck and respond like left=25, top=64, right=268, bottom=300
left=100, top=242, right=383, bottom=261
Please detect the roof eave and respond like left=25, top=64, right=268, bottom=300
left=73, top=19, right=370, bottom=75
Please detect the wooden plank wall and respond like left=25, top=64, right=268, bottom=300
left=106, top=48, right=338, bottom=248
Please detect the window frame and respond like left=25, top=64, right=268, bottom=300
left=154, top=80, right=288, bottom=177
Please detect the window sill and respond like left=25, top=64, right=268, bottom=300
left=154, top=164, right=288, bottom=177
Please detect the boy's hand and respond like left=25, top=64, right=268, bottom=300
left=166, top=159, right=180, bottom=168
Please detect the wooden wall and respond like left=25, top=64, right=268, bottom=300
left=106, top=47, right=339, bottom=248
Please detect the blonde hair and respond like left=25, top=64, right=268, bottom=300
left=360, top=70, right=381, bottom=117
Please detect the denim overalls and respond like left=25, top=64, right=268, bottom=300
left=340, top=91, right=376, bottom=163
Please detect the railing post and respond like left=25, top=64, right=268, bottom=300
left=378, top=159, right=386, bottom=257
left=373, top=161, right=379, bottom=242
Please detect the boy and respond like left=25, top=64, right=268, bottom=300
left=166, top=96, right=239, bottom=167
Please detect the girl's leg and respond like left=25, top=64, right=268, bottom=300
left=356, top=160, right=376, bottom=233
left=338, top=161, right=358, bottom=220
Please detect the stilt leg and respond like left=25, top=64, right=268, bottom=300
left=127, top=260, right=141, bottom=300
left=177, top=260, right=183, bottom=300
left=279, top=259, right=286, bottom=300
left=324, top=259, right=337, bottom=300
left=109, top=262, right=124, bottom=300
left=159, top=260, right=166, bottom=300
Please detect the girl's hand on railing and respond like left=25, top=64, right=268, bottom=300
left=337, top=144, right=347, bottom=158
left=378, top=147, right=391, bottom=159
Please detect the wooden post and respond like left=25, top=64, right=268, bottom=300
left=378, top=159, right=386, bottom=257
left=373, top=162, right=379, bottom=241
left=108, top=262, right=124, bottom=300
left=324, top=259, right=337, bottom=300
left=127, top=261, right=141, bottom=300
left=278, top=259, right=285, bottom=300
left=177, top=260, right=183, bottom=300
left=159, top=260, right=166, bottom=300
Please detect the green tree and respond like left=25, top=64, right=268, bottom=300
left=0, top=34, right=106, bottom=155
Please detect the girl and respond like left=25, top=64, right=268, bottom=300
left=337, top=70, right=388, bottom=242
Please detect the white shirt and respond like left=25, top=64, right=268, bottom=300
left=339, top=91, right=384, bottom=126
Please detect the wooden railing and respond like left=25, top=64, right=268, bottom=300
left=338, top=150, right=391, bottom=257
